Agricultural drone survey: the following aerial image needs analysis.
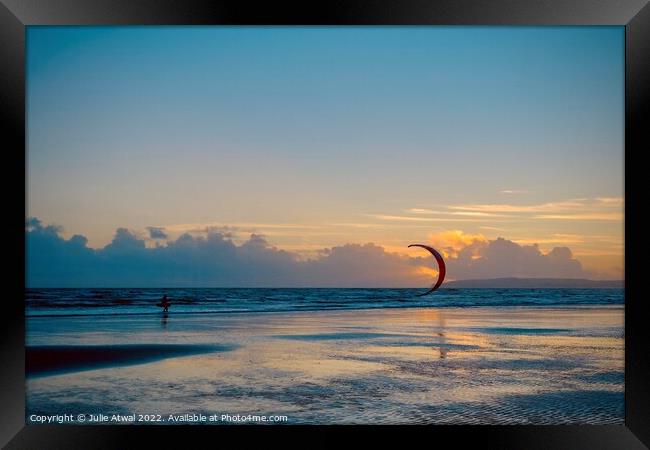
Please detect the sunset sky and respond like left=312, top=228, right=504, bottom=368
left=26, top=26, right=624, bottom=286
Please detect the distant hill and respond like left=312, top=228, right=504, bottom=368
left=443, top=278, right=624, bottom=289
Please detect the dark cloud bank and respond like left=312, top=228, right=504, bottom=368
left=26, top=218, right=590, bottom=288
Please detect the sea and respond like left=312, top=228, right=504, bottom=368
left=26, top=288, right=624, bottom=317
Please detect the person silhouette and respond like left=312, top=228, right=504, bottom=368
left=159, top=294, right=171, bottom=313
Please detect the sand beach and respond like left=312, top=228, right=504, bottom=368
left=26, top=305, right=624, bottom=424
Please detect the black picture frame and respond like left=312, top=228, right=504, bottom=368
left=2, top=0, right=648, bottom=448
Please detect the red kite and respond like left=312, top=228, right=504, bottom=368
left=409, top=244, right=446, bottom=296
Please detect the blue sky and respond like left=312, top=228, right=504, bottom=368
left=26, top=27, right=624, bottom=285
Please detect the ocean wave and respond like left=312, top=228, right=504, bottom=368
left=25, top=288, right=624, bottom=317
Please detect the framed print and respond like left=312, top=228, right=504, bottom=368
left=1, top=0, right=648, bottom=448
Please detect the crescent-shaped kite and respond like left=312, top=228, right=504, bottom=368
left=408, top=244, right=446, bottom=296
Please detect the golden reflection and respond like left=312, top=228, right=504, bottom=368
left=437, top=313, right=448, bottom=359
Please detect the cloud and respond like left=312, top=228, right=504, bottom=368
left=26, top=218, right=597, bottom=287
left=26, top=218, right=431, bottom=288
left=301, top=243, right=424, bottom=287
left=406, top=209, right=502, bottom=217
left=164, top=222, right=322, bottom=233
left=534, top=213, right=623, bottom=221
left=427, top=230, right=488, bottom=258
left=368, top=214, right=485, bottom=223
left=419, top=230, right=588, bottom=279
left=105, top=228, right=146, bottom=253
left=445, top=237, right=586, bottom=280
left=449, top=199, right=587, bottom=213
left=374, top=197, right=623, bottom=225
left=499, top=190, right=529, bottom=195
left=26, top=219, right=98, bottom=286
left=595, top=197, right=624, bottom=206
left=146, top=226, right=168, bottom=240
left=510, top=234, right=585, bottom=245
left=448, top=197, right=623, bottom=219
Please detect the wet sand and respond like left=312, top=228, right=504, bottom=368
left=26, top=344, right=235, bottom=377
left=26, top=306, right=624, bottom=424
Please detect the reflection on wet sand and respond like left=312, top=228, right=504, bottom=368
left=437, top=313, right=448, bottom=359
left=27, top=306, right=624, bottom=424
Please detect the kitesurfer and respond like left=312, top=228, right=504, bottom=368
left=159, top=294, right=171, bottom=312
